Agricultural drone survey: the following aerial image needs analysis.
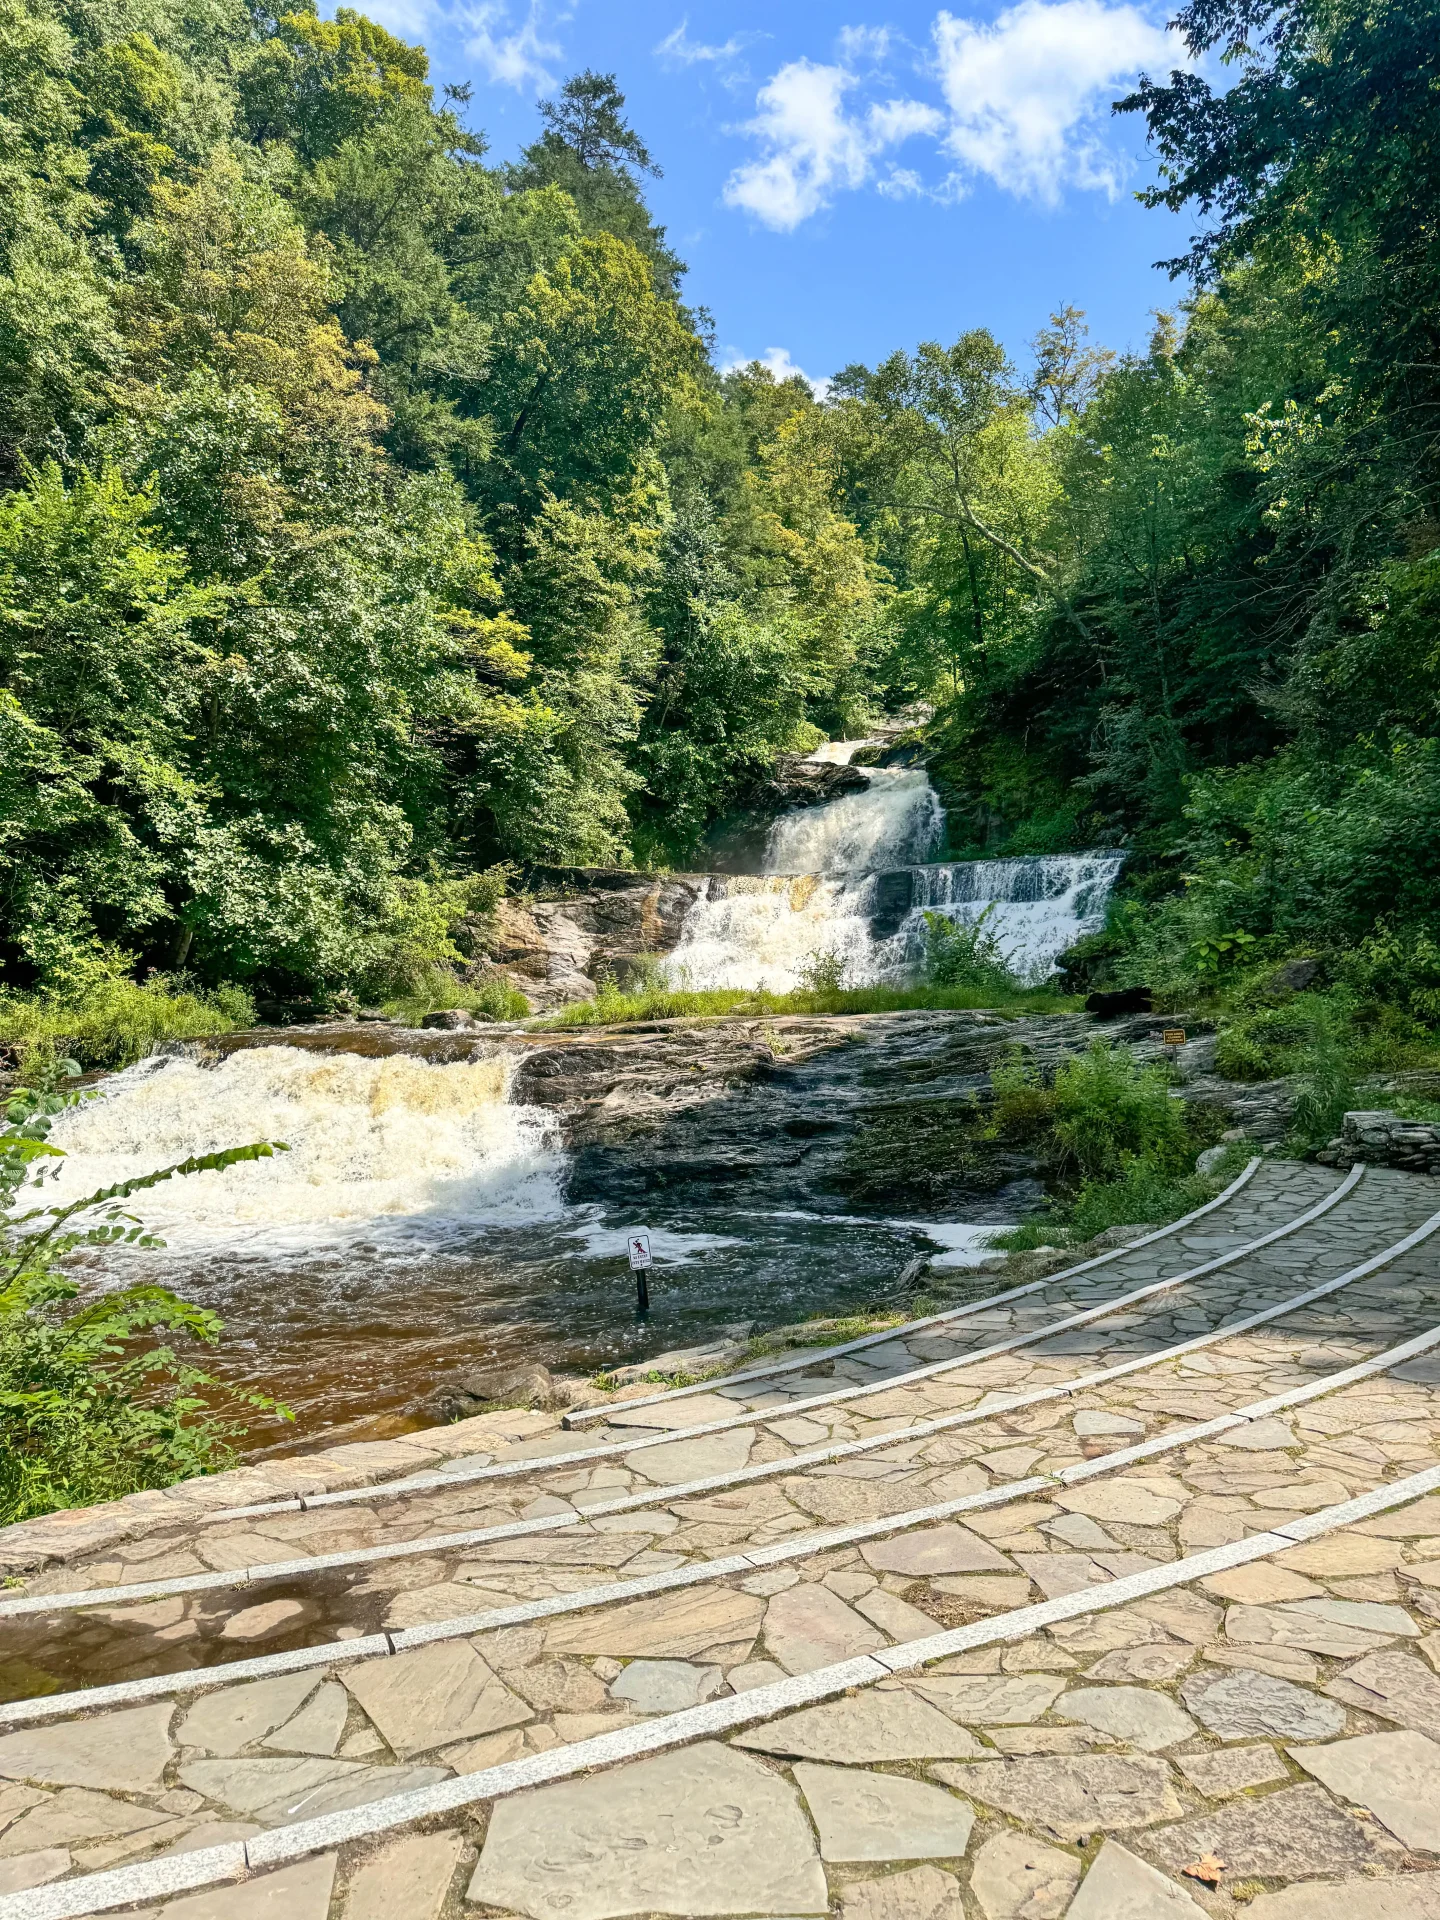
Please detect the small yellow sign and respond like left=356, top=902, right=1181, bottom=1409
left=1163, top=1028, right=1187, bottom=1047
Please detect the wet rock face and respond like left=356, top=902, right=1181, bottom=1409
left=514, top=1009, right=1080, bottom=1218
left=463, top=870, right=708, bottom=1010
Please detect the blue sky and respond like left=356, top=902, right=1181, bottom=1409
left=362, top=0, right=1200, bottom=387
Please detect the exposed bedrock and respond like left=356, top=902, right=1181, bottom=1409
left=460, top=868, right=708, bottom=1009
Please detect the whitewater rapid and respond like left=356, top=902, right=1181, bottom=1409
left=46, top=1045, right=567, bottom=1252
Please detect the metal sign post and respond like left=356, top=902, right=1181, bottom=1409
left=627, top=1230, right=653, bottom=1314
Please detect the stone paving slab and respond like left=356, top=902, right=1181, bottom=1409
left=5, top=1167, right=1440, bottom=1918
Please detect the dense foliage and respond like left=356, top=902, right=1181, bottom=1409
left=0, top=17, right=881, bottom=1014
left=4, top=0, right=1439, bottom=1056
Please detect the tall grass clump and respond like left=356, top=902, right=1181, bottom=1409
left=0, top=976, right=254, bottom=1076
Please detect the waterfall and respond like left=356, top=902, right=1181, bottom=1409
left=45, top=1045, right=567, bottom=1250
left=667, top=753, right=1123, bottom=991
left=764, top=767, right=944, bottom=875
left=902, top=851, right=1128, bottom=980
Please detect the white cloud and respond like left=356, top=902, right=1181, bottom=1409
left=836, top=24, right=893, bottom=62
left=720, top=345, right=831, bottom=398
left=932, top=0, right=1176, bottom=202
left=723, top=2, right=1182, bottom=228
left=460, top=0, right=562, bottom=92
left=723, top=59, right=941, bottom=229
left=876, top=165, right=926, bottom=198
left=350, top=0, right=434, bottom=37
left=655, top=20, right=756, bottom=65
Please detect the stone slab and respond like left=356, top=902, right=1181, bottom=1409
left=545, top=1586, right=764, bottom=1659
left=763, top=1584, right=888, bottom=1675
left=178, top=1676, right=320, bottom=1758
left=861, top=1527, right=1013, bottom=1577
left=908, top=1675, right=1064, bottom=1727
left=967, top=1830, right=1080, bottom=1919
left=1242, top=1874, right=1440, bottom=1919
left=839, top=1864, right=963, bottom=1920
left=733, top=1691, right=985, bottom=1762
left=1289, top=1732, right=1440, bottom=1851
left=265, top=1683, right=348, bottom=1758
left=793, top=1763, right=975, bottom=1863
left=608, top=1661, right=723, bottom=1713
left=931, top=1756, right=1183, bottom=1841
left=1324, top=1651, right=1440, bottom=1735
left=150, top=1851, right=337, bottom=1917
left=342, top=1828, right=465, bottom=1920
left=623, top=1429, right=756, bottom=1485
left=1066, top=1839, right=1207, bottom=1918
left=1053, top=1687, right=1196, bottom=1752
left=0, top=1788, right=169, bottom=1859
left=0, top=1703, right=174, bottom=1791
left=466, top=1741, right=828, bottom=1919
left=1143, top=1783, right=1379, bottom=1880
left=343, top=1641, right=529, bottom=1755
left=1180, top=1668, right=1344, bottom=1740
left=1175, top=1744, right=1290, bottom=1797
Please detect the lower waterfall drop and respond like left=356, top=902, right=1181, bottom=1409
left=46, top=1045, right=568, bottom=1249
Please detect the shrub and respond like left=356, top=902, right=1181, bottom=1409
left=0, top=1073, right=286, bottom=1525
left=1050, top=1040, right=1196, bottom=1182
left=796, top=947, right=846, bottom=993
left=923, top=906, right=1023, bottom=993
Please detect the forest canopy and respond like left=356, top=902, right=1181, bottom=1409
left=3, top=0, right=1438, bottom=1019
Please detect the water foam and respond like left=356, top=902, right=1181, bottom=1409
left=764, top=767, right=943, bottom=875
left=666, top=849, right=1125, bottom=992
left=45, top=1045, right=567, bottom=1250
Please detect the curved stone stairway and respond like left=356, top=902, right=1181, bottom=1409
left=5, top=1160, right=1440, bottom=1918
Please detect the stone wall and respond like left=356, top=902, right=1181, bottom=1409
left=1317, top=1110, right=1440, bottom=1175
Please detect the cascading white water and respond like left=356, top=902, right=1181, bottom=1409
left=763, top=767, right=944, bottom=874
left=45, top=1045, right=567, bottom=1251
left=902, top=850, right=1128, bottom=979
left=667, top=747, right=1124, bottom=990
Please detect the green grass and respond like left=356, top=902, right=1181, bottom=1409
left=381, top=967, right=530, bottom=1026
left=0, top=976, right=254, bottom=1074
left=531, top=980, right=1077, bottom=1029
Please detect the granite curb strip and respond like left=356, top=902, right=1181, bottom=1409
left=14, top=1457, right=1440, bottom=1920
left=559, top=1160, right=1264, bottom=1426
left=202, top=1162, right=1349, bottom=1525
left=4, top=1203, right=1438, bottom=1727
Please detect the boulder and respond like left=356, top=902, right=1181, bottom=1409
left=420, top=1009, right=478, bottom=1031
left=426, top=1362, right=555, bottom=1419
left=1262, top=957, right=1322, bottom=996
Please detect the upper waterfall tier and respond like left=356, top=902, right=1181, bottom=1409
left=664, top=749, right=1122, bottom=988
left=763, top=766, right=944, bottom=875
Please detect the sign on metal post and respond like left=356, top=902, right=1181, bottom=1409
left=627, top=1230, right=653, bottom=1313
